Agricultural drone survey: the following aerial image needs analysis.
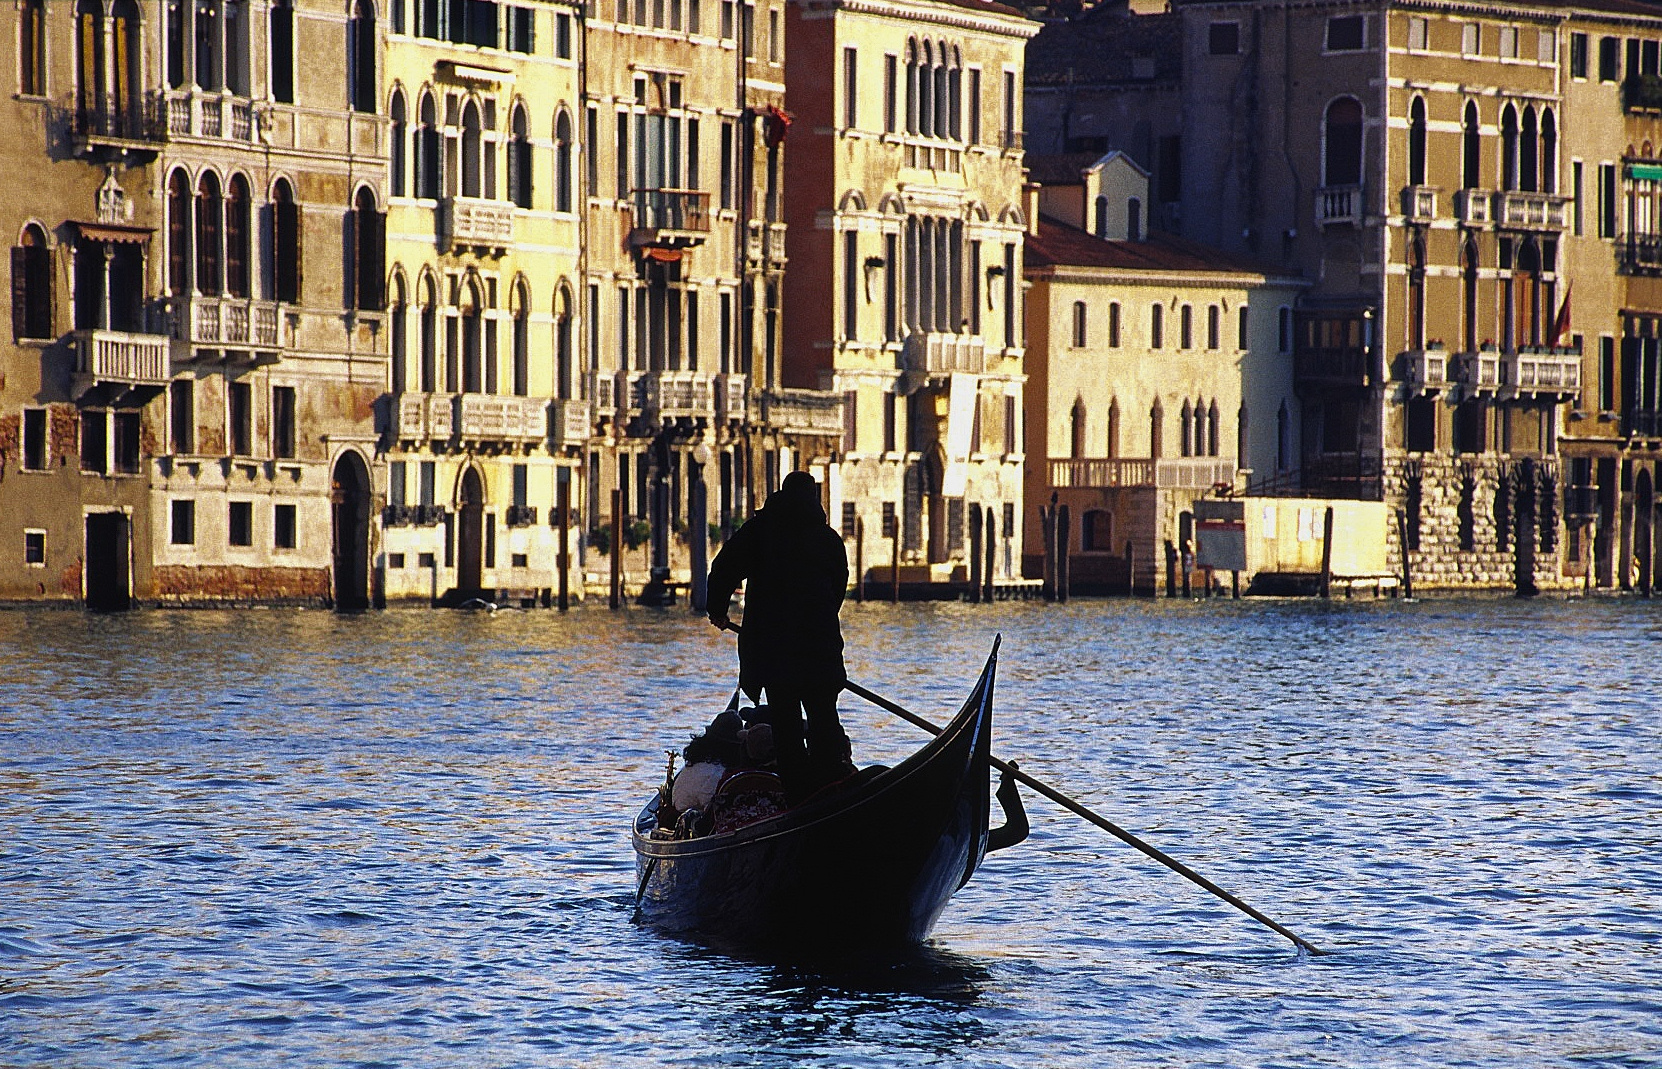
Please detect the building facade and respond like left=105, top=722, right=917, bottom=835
left=2, top=0, right=387, bottom=608
left=784, top=0, right=1039, bottom=592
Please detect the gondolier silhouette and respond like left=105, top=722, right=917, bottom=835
left=707, top=470, right=852, bottom=799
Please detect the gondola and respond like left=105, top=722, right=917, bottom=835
left=631, top=638, right=1024, bottom=950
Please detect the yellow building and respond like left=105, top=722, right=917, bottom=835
left=381, top=0, right=584, bottom=606
left=2, top=0, right=387, bottom=608
left=1023, top=153, right=1305, bottom=593
left=784, top=0, right=1039, bottom=593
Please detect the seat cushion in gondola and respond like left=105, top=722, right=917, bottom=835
left=709, top=771, right=788, bottom=834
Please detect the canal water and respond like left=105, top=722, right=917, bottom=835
left=2, top=597, right=1659, bottom=1068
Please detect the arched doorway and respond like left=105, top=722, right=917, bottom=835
left=84, top=511, right=131, bottom=611
left=457, top=466, right=485, bottom=598
left=331, top=451, right=371, bottom=612
left=1636, top=467, right=1654, bottom=597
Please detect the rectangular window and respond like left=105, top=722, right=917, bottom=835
left=1572, top=32, right=1588, bottom=78
left=24, top=529, right=46, bottom=566
left=170, top=380, right=194, bottom=453
left=171, top=499, right=196, bottom=545
left=843, top=46, right=858, bottom=129
left=556, top=12, right=572, bottom=57
left=229, top=381, right=252, bottom=455
left=1539, top=28, right=1557, bottom=65
left=419, top=460, right=436, bottom=505
left=1326, top=15, right=1364, bottom=51
left=883, top=54, right=897, bottom=133
left=1005, top=395, right=1018, bottom=455
left=1002, top=69, right=1018, bottom=147
left=883, top=391, right=897, bottom=452
left=275, top=503, right=298, bottom=549
left=1462, top=22, right=1480, bottom=56
left=81, top=410, right=108, bottom=474
left=768, top=7, right=779, bottom=64
left=1600, top=36, right=1620, bottom=81
left=1151, top=304, right=1164, bottom=348
left=22, top=408, right=46, bottom=470
left=843, top=390, right=858, bottom=451
left=1208, top=22, right=1239, bottom=55
left=1278, top=306, right=1293, bottom=352
left=967, top=68, right=981, bottom=144
left=719, top=120, right=734, bottom=209
left=1407, top=17, right=1427, bottom=52
left=1573, top=160, right=1584, bottom=235
left=229, top=501, right=253, bottom=547
left=720, top=0, right=734, bottom=39
left=512, top=463, right=529, bottom=508
left=1238, top=307, right=1250, bottom=350
left=1600, top=336, right=1616, bottom=411
left=615, top=112, right=629, bottom=199
left=272, top=385, right=296, bottom=459
left=1600, top=163, right=1618, bottom=238
left=113, top=411, right=140, bottom=474
left=389, top=460, right=407, bottom=506
left=881, top=500, right=896, bottom=538
left=1108, top=301, right=1121, bottom=347
left=1499, top=25, right=1518, bottom=60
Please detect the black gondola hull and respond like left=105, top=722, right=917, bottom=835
left=632, top=644, right=998, bottom=950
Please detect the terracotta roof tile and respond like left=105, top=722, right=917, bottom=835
left=1025, top=215, right=1299, bottom=279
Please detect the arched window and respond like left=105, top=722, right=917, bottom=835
left=195, top=0, right=223, bottom=89
left=1408, top=96, right=1427, bottom=187
left=167, top=170, right=192, bottom=296
left=1501, top=103, right=1518, bottom=191
left=416, top=92, right=440, bottom=200
left=1106, top=397, right=1120, bottom=458
left=1070, top=397, right=1087, bottom=458
left=555, top=285, right=574, bottom=399
left=1126, top=198, right=1142, bottom=242
left=1072, top=300, right=1087, bottom=347
left=1094, top=195, right=1108, bottom=237
left=110, top=1, right=143, bottom=122
left=418, top=275, right=437, bottom=391
left=20, top=0, right=45, bottom=96
left=904, top=38, right=919, bottom=135
left=1180, top=304, right=1193, bottom=349
left=1150, top=303, right=1164, bottom=348
left=1207, top=400, right=1220, bottom=457
left=1323, top=97, right=1363, bottom=186
left=75, top=0, right=105, bottom=130
left=461, top=277, right=483, bottom=392
left=1108, top=301, right=1121, bottom=347
left=270, top=0, right=295, bottom=102
left=461, top=100, right=482, bottom=198
left=1150, top=398, right=1164, bottom=459
left=1520, top=105, right=1538, bottom=192
left=1461, top=236, right=1479, bottom=352
left=349, top=0, right=376, bottom=114
left=389, top=90, right=408, bottom=197
left=508, top=104, right=533, bottom=209
left=555, top=110, right=574, bottom=213
left=511, top=281, right=530, bottom=396
left=225, top=174, right=251, bottom=297
left=196, top=172, right=223, bottom=296
left=919, top=40, right=934, bottom=138
left=1462, top=100, right=1480, bottom=190
left=1180, top=399, right=1194, bottom=457
left=1407, top=230, right=1426, bottom=350
left=1207, top=305, right=1220, bottom=349
left=351, top=186, right=385, bottom=311
left=12, top=224, right=53, bottom=340
left=224, top=0, right=249, bottom=95
left=1541, top=108, right=1557, bottom=194
left=389, top=272, right=408, bottom=392
left=272, top=177, right=301, bottom=303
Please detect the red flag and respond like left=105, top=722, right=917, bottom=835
left=1550, top=283, right=1572, bottom=348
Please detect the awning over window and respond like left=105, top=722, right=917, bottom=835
left=72, top=222, right=153, bottom=244
left=1627, top=162, right=1662, bottom=181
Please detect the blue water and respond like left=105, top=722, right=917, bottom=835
left=2, top=598, right=1659, bottom=1068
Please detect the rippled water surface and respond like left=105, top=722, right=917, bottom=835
left=3, top=597, right=1660, bottom=1068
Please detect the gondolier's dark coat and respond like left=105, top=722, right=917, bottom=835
left=707, top=473, right=847, bottom=700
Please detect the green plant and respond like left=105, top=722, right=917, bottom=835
left=625, top=519, right=652, bottom=550
left=587, top=525, right=613, bottom=556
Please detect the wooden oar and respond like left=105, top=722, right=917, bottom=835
left=842, top=679, right=1327, bottom=956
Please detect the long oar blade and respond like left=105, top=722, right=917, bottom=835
left=843, top=679, right=1325, bottom=956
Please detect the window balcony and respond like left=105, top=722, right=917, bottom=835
left=73, top=328, right=171, bottom=400
left=170, top=295, right=285, bottom=349
left=1454, top=349, right=1504, bottom=396
left=744, top=220, right=787, bottom=264
left=158, top=88, right=259, bottom=143
left=628, top=189, right=710, bottom=249
left=1617, top=234, right=1662, bottom=274
left=1402, top=346, right=1449, bottom=395
left=549, top=397, right=591, bottom=447
left=1401, top=186, right=1438, bottom=222
left=1455, top=188, right=1494, bottom=226
left=761, top=388, right=845, bottom=438
left=1048, top=457, right=1236, bottom=490
left=1623, top=72, right=1662, bottom=113
left=70, top=94, right=167, bottom=156
left=456, top=393, right=548, bottom=449
left=905, top=331, right=987, bottom=377
left=1315, top=184, right=1363, bottom=227
left=635, top=370, right=713, bottom=421
left=590, top=369, right=621, bottom=418
left=1509, top=347, right=1581, bottom=400
left=1496, top=190, right=1570, bottom=231
left=715, top=372, right=748, bottom=425
left=443, top=196, right=515, bottom=255
left=393, top=392, right=456, bottom=443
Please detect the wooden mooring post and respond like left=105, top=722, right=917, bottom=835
left=557, top=479, right=571, bottom=611
left=609, top=487, right=622, bottom=610
left=1395, top=507, right=1414, bottom=599
left=854, top=517, right=865, bottom=603
left=1319, top=506, right=1335, bottom=599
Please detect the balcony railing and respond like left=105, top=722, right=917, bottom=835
left=159, top=89, right=258, bottom=142
left=591, top=369, right=621, bottom=416
left=1316, top=184, right=1363, bottom=227
left=1048, top=457, right=1236, bottom=490
left=1455, top=189, right=1493, bottom=226
left=1455, top=349, right=1504, bottom=395
left=715, top=372, right=748, bottom=424
left=1402, top=186, right=1438, bottom=222
left=1294, top=347, right=1375, bottom=390
left=1627, top=410, right=1662, bottom=438
left=762, top=389, right=845, bottom=436
left=636, top=371, right=713, bottom=419
left=457, top=393, right=548, bottom=446
left=393, top=392, right=456, bottom=442
left=171, top=295, right=284, bottom=351
left=1618, top=234, right=1662, bottom=274
left=549, top=398, right=590, bottom=446
left=73, top=328, right=171, bottom=397
left=629, top=189, right=710, bottom=248
left=1510, top=348, right=1581, bottom=398
left=906, top=331, right=987, bottom=376
left=444, top=196, right=515, bottom=253
left=71, top=95, right=167, bottom=150
left=1403, top=347, right=1449, bottom=394
left=1496, top=190, right=1570, bottom=231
